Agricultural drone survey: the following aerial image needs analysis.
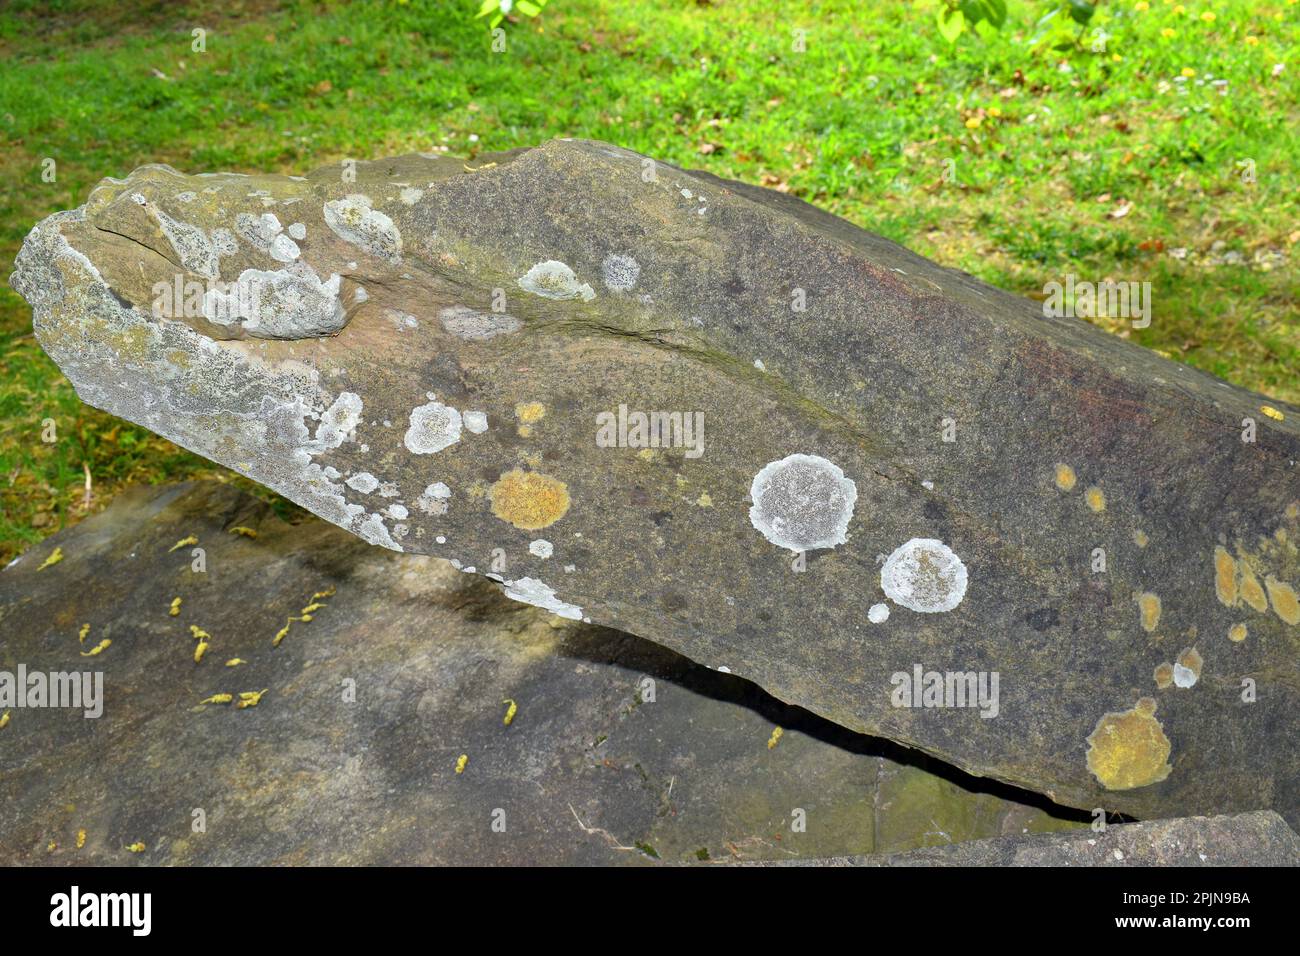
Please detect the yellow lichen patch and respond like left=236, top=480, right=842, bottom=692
left=47, top=841, right=57, bottom=852
left=503, top=699, right=517, bottom=726
left=76, top=829, right=86, bottom=849
left=311, top=586, right=337, bottom=601
left=194, top=641, right=209, bottom=664
left=1084, top=486, right=1106, bottom=513
left=81, top=639, right=110, bottom=657
left=1228, top=623, right=1247, bottom=643
left=517, top=424, right=534, bottom=438
left=1136, top=592, right=1162, bottom=633
left=168, top=535, right=198, bottom=553
left=200, top=693, right=233, bottom=705
left=1053, top=463, right=1077, bottom=492
left=636, top=447, right=657, bottom=462
left=169, top=597, right=182, bottom=617
left=1133, top=529, right=1149, bottom=548
left=489, top=469, right=571, bottom=530
left=1085, top=698, right=1173, bottom=791
left=767, top=726, right=784, bottom=750
left=189, top=625, right=211, bottom=641
left=229, top=526, right=258, bottom=538
left=1237, top=557, right=1269, bottom=613
left=1260, top=405, right=1285, bottom=421
left=126, top=842, right=146, bottom=853
left=1214, top=546, right=1238, bottom=607
left=0, top=711, right=9, bottom=730
left=696, top=492, right=713, bottom=508
left=1153, top=663, right=1173, bottom=689
left=78, top=623, right=90, bottom=644
left=272, top=622, right=291, bottom=647
left=225, top=658, right=247, bottom=667
left=37, top=547, right=64, bottom=571
left=1264, top=575, right=1300, bottom=625
left=236, top=689, right=267, bottom=709
left=455, top=754, right=469, bottom=774
left=1287, top=503, right=1300, bottom=521
left=515, top=402, right=546, bottom=424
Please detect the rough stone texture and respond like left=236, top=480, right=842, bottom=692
left=10, top=140, right=1300, bottom=823
left=767, top=811, right=1300, bottom=867
left=0, top=482, right=1084, bottom=866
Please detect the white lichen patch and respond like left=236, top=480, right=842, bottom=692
left=517, top=260, right=595, bottom=301
left=463, top=410, right=488, bottom=434
left=502, top=577, right=583, bottom=620
left=287, top=222, right=307, bottom=240
left=323, top=194, right=402, bottom=264
left=399, top=187, right=424, bottom=205
left=404, top=400, right=462, bottom=455
left=1172, top=663, right=1198, bottom=688
left=868, top=603, right=890, bottom=624
left=416, top=482, right=452, bottom=515
left=345, top=472, right=379, bottom=494
left=313, top=392, right=364, bottom=451
left=204, top=267, right=346, bottom=339
left=747, top=453, right=857, bottom=552
left=438, top=305, right=522, bottom=340
left=880, top=538, right=968, bottom=613
left=384, top=308, right=419, bottom=331
left=529, top=539, right=554, bottom=559
left=601, top=254, right=640, bottom=291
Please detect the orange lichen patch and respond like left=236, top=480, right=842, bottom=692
left=1153, top=663, right=1174, bottom=689
left=1085, top=697, right=1172, bottom=791
left=1238, top=557, right=1269, bottom=613
left=1133, top=529, right=1149, bottom=548
left=1054, top=463, right=1077, bottom=492
left=1085, top=486, right=1106, bottom=513
left=1228, top=623, right=1248, bottom=643
left=489, top=469, right=571, bottom=530
left=1176, top=647, right=1203, bottom=683
left=1136, top=592, right=1162, bottom=633
left=1214, top=546, right=1238, bottom=607
left=1264, top=575, right=1300, bottom=625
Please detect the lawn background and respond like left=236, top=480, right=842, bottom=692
left=1, top=0, right=1296, bottom=563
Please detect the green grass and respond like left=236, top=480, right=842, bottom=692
left=1, top=0, right=1296, bottom=562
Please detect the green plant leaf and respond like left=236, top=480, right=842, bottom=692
left=936, top=7, right=966, bottom=44
left=518, top=0, right=541, bottom=15
left=475, top=0, right=498, bottom=19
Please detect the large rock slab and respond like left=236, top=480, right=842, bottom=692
left=769, top=811, right=1300, bottom=867
left=0, top=482, right=1083, bottom=865
left=11, top=140, right=1300, bottom=823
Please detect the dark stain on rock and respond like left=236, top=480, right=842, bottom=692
left=1025, top=607, right=1061, bottom=632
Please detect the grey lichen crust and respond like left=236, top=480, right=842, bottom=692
left=11, top=139, right=1300, bottom=826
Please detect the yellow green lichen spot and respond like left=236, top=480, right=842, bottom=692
left=1084, top=486, right=1106, bottom=513
left=37, top=547, right=64, bottom=571
left=696, top=492, right=713, bottom=508
left=1238, top=557, right=1269, bottom=613
left=1137, top=592, right=1161, bottom=633
left=1228, top=623, right=1247, bottom=643
left=1153, top=663, right=1174, bottom=689
left=1133, top=529, right=1149, bottom=548
left=1085, top=697, right=1172, bottom=791
left=1264, top=575, right=1300, bottom=625
left=489, top=469, right=571, bottom=530
left=503, top=699, right=517, bottom=726
left=1054, top=463, right=1077, bottom=492
left=455, top=754, right=469, bottom=774
left=767, top=727, right=784, bottom=750
left=515, top=402, right=546, bottom=424
left=1214, top=546, right=1238, bottom=607
left=1260, top=405, right=1285, bottom=422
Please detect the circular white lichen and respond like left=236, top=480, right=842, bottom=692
left=517, top=260, right=595, bottom=301
left=529, top=539, right=554, bottom=559
left=601, top=254, right=640, bottom=291
left=1172, top=664, right=1198, bottom=688
left=463, top=410, right=488, bottom=434
left=868, top=603, right=890, bottom=624
left=345, top=472, right=379, bottom=494
left=880, top=538, right=968, bottom=613
left=747, top=454, right=857, bottom=552
left=404, top=400, right=462, bottom=455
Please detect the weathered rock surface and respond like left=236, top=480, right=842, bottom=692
left=767, top=811, right=1300, bottom=867
left=11, top=139, right=1300, bottom=823
left=0, top=482, right=1084, bottom=865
